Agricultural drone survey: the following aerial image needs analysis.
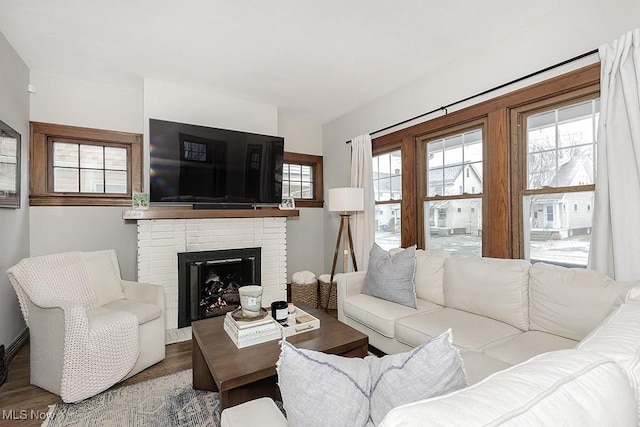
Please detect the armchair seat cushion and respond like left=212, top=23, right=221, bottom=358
left=344, top=294, right=441, bottom=338
left=394, top=308, right=521, bottom=350
left=98, top=300, right=161, bottom=325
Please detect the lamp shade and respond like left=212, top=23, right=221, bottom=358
left=328, top=187, right=364, bottom=212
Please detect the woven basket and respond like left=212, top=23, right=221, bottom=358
left=319, top=278, right=337, bottom=310
left=291, top=280, right=318, bottom=308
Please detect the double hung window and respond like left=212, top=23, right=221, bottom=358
left=373, top=149, right=402, bottom=249
left=420, top=126, right=484, bottom=256
left=514, top=94, right=599, bottom=267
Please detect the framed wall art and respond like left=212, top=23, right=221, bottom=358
left=0, top=120, right=20, bottom=209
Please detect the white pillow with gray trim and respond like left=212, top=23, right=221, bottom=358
left=276, top=329, right=466, bottom=426
left=367, top=329, right=467, bottom=425
left=277, top=340, right=371, bottom=427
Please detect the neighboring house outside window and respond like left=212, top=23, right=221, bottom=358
left=515, top=96, right=599, bottom=267
left=282, top=152, right=323, bottom=207
left=420, top=126, right=484, bottom=257
left=29, top=122, right=142, bottom=206
left=373, top=149, right=402, bottom=250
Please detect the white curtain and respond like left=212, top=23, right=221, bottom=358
left=589, top=28, right=640, bottom=281
left=350, top=134, right=376, bottom=270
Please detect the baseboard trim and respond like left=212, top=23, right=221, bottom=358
left=6, top=327, right=29, bottom=362
left=0, top=327, right=28, bottom=386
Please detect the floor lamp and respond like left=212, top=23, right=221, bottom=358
left=326, top=187, right=364, bottom=312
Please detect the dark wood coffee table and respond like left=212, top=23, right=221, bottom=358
left=191, top=304, right=368, bottom=409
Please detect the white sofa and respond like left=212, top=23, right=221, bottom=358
left=338, top=251, right=638, bottom=384
left=221, top=251, right=640, bottom=425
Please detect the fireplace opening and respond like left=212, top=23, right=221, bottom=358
left=177, top=247, right=261, bottom=328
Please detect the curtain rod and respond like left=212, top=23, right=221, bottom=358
left=346, top=48, right=599, bottom=144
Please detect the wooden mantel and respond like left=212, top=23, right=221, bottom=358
left=122, top=206, right=299, bottom=220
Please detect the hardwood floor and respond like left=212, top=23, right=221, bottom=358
left=0, top=340, right=192, bottom=427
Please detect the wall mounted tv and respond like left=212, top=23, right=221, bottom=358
left=149, top=119, right=284, bottom=209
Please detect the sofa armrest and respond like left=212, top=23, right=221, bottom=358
left=121, top=280, right=166, bottom=312
left=220, top=398, right=287, bottom=427
left=336, top=271, right=367, bottom=322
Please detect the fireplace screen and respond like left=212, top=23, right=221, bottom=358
left=178, top=248, right=261, bottom=328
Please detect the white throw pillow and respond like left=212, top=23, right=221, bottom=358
left=276, top=330, right=467, bottom=427
left=277, top=340, right=371, bottom=427
left=367, top=329, right=467, bottom=425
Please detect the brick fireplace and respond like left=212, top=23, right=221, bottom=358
left=134, top=216, right=288, bottom=330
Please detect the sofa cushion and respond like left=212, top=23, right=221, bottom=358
left=367, top=330, right=467, bottom=425
left=379, top=350, right=637, bottom=427
left=394, top=307, right=521, bottom=351
left=578, top=302, right=640, bottom=419
left=414, top=249, right=449, bottom=305
left=443, top=257, right=530, bottom=330
left=84, top=250, right=125, bottom=306
left=363, top=244, right=417, bottom=308
left=482, top=331, right=577, bottom=366
left=101, top=299, right=161, bottom=325
left=529, top=262, right=634, bottom=341
left=344, top=294, right=441, bottom=338
left=459, top=351, right=512, bottom=385
left=277, top=340, right=371, bottom=427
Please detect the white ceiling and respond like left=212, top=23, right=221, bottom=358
left=0, top=0, right=562, bottom=123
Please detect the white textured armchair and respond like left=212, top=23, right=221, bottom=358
left=7, top=250, right=166, bottom=403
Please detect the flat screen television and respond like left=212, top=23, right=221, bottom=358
left=149, top=119, right=284, bottom=208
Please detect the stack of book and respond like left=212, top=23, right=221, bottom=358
left=223, top=311, right=282, bottom=348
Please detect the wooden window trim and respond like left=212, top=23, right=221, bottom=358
left=283, top=151, right=324, bottom=208
left=30, top=122, right=142, bottom=206
left=372, top=63, right=600, bottom=259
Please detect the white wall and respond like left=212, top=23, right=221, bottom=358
left=28, top=71, right=144, bottom=280
left=278, top=111, right=325, bottom=280
left=0, top=30, right=30, bottom=347
left=322, top=0, right=640, bottom=272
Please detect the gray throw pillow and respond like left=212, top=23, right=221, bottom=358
left=367, top=329, right=467, bottom=425
left=363, top=244, right=417, bottom=308
left=277, top=340, right=371, bottom=427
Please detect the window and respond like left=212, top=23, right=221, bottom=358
left=515, top=95, right=599, bottom=267
left=0, top=120, right=20, bottom=208
left=282, top=152, right=323, bottom=207
left=52, top=142, right=128, bottom=193
left=29, top=122, right=142, bottom=206
left=373, top=149, right=402, bottom=249
left=420, top=125, right=483, bottom=256
left=371, top=63, right=599, bottom=260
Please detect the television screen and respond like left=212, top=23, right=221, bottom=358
left=149, top=119, right=284, bottom=207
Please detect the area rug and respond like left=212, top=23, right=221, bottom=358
left=42, top=369, right=223, bottom=427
